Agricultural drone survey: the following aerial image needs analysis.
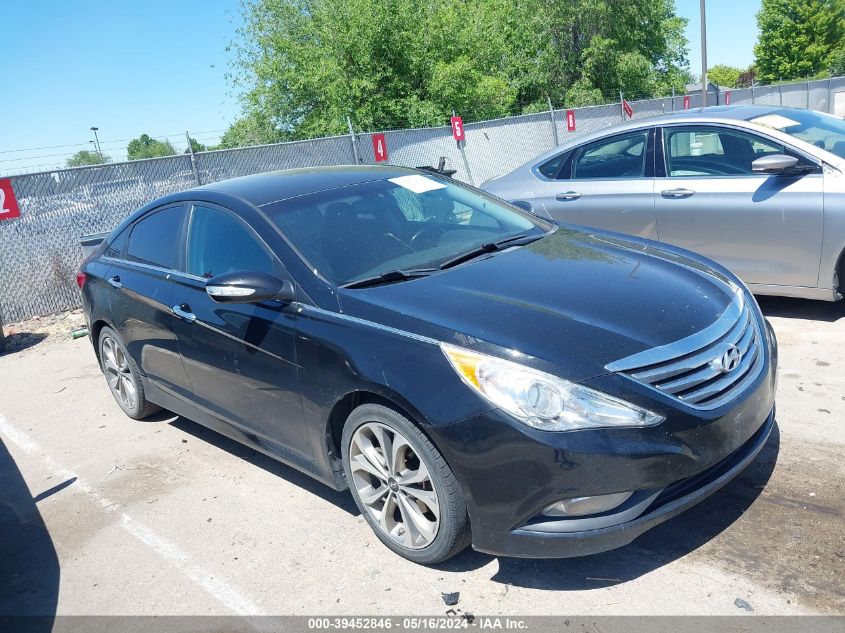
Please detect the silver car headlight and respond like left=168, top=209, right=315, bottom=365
left=441, top=343, right=663, bottom=432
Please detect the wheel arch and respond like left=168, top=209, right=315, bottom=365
left=89, top=318, right=114, bottom=364
left=834, top=244, right=845, bottom=298
left=324, top=388, right=437, bottom=479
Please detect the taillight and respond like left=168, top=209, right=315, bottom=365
left=75, top=271, right=87, bottom=289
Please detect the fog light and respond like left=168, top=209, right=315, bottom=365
left=542, top=491, right=634, bottom=517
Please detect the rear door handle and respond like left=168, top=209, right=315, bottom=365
left=107, top=275, right=121, bottom=289
left=661, top=188, right=696, bottom=199
left=555, top=191, right=582, bottom=201
left=171, top=304, right=196, bottom=323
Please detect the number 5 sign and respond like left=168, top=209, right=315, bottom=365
left=0, top=179, right=21, bottom=221
left=450, top=116, right=465, bottom=142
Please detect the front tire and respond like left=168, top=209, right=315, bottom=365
left=342, top=404, right=470, bottom=564
left=98, top=326, right=160, bottom=420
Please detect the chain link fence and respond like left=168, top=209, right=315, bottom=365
left=2, top=77, right=845, bottom=323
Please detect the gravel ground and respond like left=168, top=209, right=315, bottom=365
left=0, top=309, right=87, bottom=354
left=0, top=297, right=842, bottom=617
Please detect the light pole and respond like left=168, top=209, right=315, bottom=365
left=700, top=0, right=708, bottom=107
left=90, top=126, right=103, bottom=160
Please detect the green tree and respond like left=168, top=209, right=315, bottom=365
left=218, top=114, right=288, bottom=148
left=230, top=0, right=692, bottom=137
left=66, top=150, right=110, bottom=167
left=754, top=0, right=845, bottom=82
left=126, top=134, right=176, bottom=160
left=737, top=66, right=758, bottom=87
left=828, top=48, right=845, bottom=75
left=708, top=64, right=743, bottom=88
left=184, top=137, right=208, bottom=153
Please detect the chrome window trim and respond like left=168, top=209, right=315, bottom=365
left=101, top=255, right=178, bottom=277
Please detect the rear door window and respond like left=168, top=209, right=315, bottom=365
left=126, top=205, right=186, bottom=270
left=573, top=132, right=649, bottom=180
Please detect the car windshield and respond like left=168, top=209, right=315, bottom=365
left=262, top=173, right=550, bottom=286
left=747, top=108, right=845, bottom=158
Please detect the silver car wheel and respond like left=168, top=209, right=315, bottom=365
left=102, top=336, right=137, bottom=411
left=349, top=422, right=440, bottom=550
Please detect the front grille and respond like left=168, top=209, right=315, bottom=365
left=606, top=300, right=764, bottom=410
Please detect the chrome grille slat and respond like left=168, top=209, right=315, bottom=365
left=678, top=338, right=760, bottom=404
left=631, top=309, right=750, bottom=383
left=608, top=301, right=764, bottom=410
left=656, top=322, right=756, bottom=394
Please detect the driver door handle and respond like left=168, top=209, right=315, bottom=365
left=661, top=188, right=696, bottom=199
left=555, top=191, right=582, bottom=201
left=107, top=275, right=121, bottom=289
left=171, top=304, right=196, bottom=323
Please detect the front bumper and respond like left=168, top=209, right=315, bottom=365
left=473, top=409, right=773, bottom=558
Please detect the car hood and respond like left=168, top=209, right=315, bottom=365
left=337, top=227, right=743, bottom=383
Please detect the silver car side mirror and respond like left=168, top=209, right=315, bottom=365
left=751, top=154, right=800, bottom=174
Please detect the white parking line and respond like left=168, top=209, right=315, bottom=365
left=0, top=413, right=265, bottom=616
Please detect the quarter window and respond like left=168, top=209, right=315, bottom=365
left=573, top=132, right=648, bottom=180
left=666, top=127, right=785, bottom=176
left=537, top=152, right=569, bottom=179
left=104, top=225, right=130, bottom=259
left=126, top=206, right=185, bottom=270
left=186, top=206, right=274, bottom=279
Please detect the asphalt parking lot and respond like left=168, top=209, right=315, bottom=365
left=1, top=296, right=843, bottom=617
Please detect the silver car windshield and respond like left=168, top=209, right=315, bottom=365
left=747, top=108, right=845, bottom=158
left=262, top=175, right=550, bottom=286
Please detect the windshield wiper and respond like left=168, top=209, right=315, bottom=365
left=341, top=268, right=439, bottom=289
left=438, top=231, right=543, bottom=270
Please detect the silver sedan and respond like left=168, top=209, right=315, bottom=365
left=482, top=105, right=845, bottom=301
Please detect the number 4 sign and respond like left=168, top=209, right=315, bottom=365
left=0, top=179, right=21, bottom=221
left=372, top=133, right=388, bottom=162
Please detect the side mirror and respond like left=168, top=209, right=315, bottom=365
left=205, top=270, right=295, bottom=304
left=751, top=153, right=800, bottom=174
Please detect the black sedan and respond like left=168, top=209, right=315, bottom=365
left=78, top=166, right=777, bottom=564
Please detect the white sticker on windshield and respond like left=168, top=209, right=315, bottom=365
left=750, top=114, right=800, bottom=130
left=388, top=175, right=447, bottom=194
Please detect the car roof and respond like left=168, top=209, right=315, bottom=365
left=192, top=165, right=420, bottom=207
left=570, top=104, right=790, bottom=138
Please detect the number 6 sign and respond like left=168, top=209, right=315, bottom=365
left=0, top=179, right=21, bottom=221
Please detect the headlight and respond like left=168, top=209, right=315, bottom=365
left=441, top=343, right=663, bottom=432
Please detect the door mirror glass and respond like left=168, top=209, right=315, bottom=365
left=205, top=271, right=294, bottom=304
left=751, top=153, right=800, bottom=174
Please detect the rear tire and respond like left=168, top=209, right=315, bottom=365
left=342, top=404, right=470, bottom=564
left=98, top=326, right=160, bottom=420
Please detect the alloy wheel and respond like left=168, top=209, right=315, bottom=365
left=349, top=422, right=440, bottom=549
left=102, top=336, right=137, bottom=411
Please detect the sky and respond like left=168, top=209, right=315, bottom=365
left=678, top=0, right=761, bottom=80
left=1, top=0, right=761, bottom=175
